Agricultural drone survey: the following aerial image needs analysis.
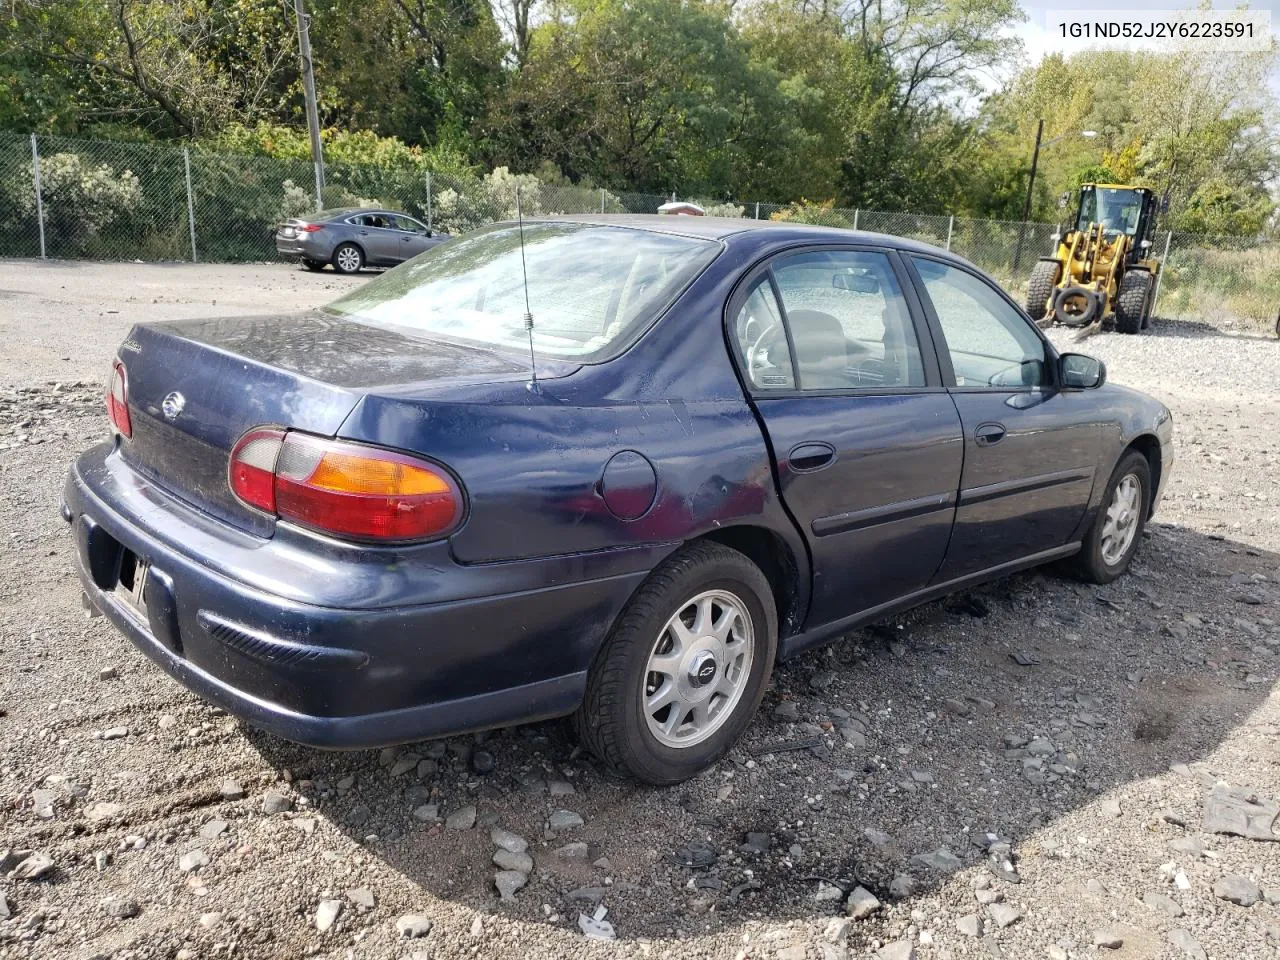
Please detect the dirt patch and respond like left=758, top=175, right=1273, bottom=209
left=1, top=261, right=1278, bottom=960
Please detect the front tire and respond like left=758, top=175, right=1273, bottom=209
left=1072, top=450, right=1150, bottom=584
left=576, top=542, right=777, bottom=785
left=1114, top=269, right=1152, bottom=334
left=332, top=243, right=364, bottom=274
left=1024, top=260, right=1060, bottom=320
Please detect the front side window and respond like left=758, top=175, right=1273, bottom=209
left=772, top=250, right=925, bottom=389
left=911, top=257, right=1047, bottom=388
left=393, top=215, right=426, bottom=234
left=326, top=223, right=720, bottom=361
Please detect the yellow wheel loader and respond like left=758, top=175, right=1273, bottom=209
left=1025, top=184, right=1162, bottom=335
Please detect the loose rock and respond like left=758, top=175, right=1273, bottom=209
left=1093, top=930, right=1124, bottom=949
left=956, top=914, right=982, bottom=937
left=199, top=819, right=228, bottom=840
left=395, top=913, right=433, bottom=938
left=445, top=805, right=477, bottom=830
left=988, top=903, right=1022, bottom=928
left=491, top=827, right=528, bottom=853
left=315, top=899, right=342, bottom=932
left=1142, top=891, right=1184, bottom=917
left=85, top=801, right=123, bottom=822
left=103, top=898, right=140, bottom=919
left=10, top=852, right=54, bottom=881
left=1214, top=874, right=1261, bottom=906
left=846, top=886, right=881, bottom=919
left=549, top=809, right=584, bottom=831
left=493, top=848, right=533, bottom=873
left=495, top=869, right=528, bottom=900
left=1169, top=929, right=1207, bottom=960
left=556, top=841, right=589, bottom=860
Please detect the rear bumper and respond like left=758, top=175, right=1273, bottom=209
left=65, top=444, right=659, bottom=748
left=275, top=235, right=332, bottom=260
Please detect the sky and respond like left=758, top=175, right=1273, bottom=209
left=1012, top=0, right=1280, bottom=99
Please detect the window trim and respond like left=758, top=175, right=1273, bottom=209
left=724, top=244, right=946, bottom=399
left=903, top=252, right=1061, bottom=393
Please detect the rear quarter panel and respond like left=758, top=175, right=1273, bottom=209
left=336, top=238, right=809, bottom=598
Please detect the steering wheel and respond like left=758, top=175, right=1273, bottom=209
left=748, top=320, right=781, bottom=384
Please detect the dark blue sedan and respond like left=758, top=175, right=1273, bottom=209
left=66, top=217, right=1173, bottom=784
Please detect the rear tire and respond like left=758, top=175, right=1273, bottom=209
left=1072, top=450, right=1150, bottom=584
left=1024, top=260, right=1060, bottom=320
left=302, top=259, right=326, bottom=272
left=1114, top=270, right=1152, bottom=335
left=575, top=542, right=777, bottom=785
left=332, top=243, right=364, bottom=274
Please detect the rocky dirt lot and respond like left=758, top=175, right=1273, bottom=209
left=1, top=260, right=1279, bottom=960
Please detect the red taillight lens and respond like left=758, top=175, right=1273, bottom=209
left=228, top=429, right=463, bottom=543
left=106, top=360, right=132, bottom=438
left=298, top=223, right=324, bottom=233
left=228, top=427, right=285, bottom=512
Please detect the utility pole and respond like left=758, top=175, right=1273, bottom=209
left=293, top=0, right=325, bottom=210
left=1012, top=118, right=1044, bottom=272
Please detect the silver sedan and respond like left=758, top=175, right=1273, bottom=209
left=275, top=208, right=450, bottom=274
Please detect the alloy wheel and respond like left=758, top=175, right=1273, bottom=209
left=336, top=247, right=361, bottom=272
left=1100, top=473, right=1142, bottom=566
left=642, top=589, right=754, bottom=749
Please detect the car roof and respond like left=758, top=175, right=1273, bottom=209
left=538, top=214, right=957, bottom=259
left=322, top=208, right=415, bottom=220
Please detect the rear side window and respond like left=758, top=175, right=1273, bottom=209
left=772, top=250, right=926, bottom=389
left=910, top=257, right=1047, bottom=388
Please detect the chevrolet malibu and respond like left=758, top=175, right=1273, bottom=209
left=66, top=217, right=1173, bottom=784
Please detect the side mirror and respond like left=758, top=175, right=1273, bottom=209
left=1060, top=353, right=1106, bottom=389
left=1058, top=192, right=1070, bottom=209
left=1140, top=239, right=1151, bottom=250
left=1160, top=197, right=1170, bottom=214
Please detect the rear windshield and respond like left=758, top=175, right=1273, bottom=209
left=324, top=222, right=720, bottom=361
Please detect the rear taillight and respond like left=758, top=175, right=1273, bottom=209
left=228, top=429, right=463, bottom=543
left=106, top=360, right=131, bottom=438
left=298, top=223, right=324, bottom=233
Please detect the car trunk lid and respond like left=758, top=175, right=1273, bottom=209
left=116, top=311, right=561, bottom=536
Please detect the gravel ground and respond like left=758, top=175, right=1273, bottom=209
left=2, top=260, right=1279, bottom=960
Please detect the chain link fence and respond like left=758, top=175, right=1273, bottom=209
left=2, top=131, right=1276, bottom=331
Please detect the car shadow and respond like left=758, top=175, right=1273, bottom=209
left=1146, top=316, right=1278, bottom=341
left=245, top=522, right=1278, bottom=943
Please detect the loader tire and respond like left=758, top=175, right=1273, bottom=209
left=1115, top=269, right=1152, bottom=335
left=1024, top=260, right=1060, bottom=321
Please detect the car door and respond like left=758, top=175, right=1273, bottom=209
left=392, top=216, right=433, bottom=260
left=731, top=247, right=965, bottom=629
left=905, top=254, right=1101, bottom=581
left=352, top=214, right=399, bottom=265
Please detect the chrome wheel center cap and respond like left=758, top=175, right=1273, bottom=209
left=688, top=650, right=718, bottom=688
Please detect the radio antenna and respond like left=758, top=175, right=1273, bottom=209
left=515, top=185, right=538, bottom=392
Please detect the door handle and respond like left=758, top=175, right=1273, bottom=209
left=358, top=230, right=369, bottom=236
left=974, top=422, right=1006, bottom=446
left=788, top=442, right=836, bottom=472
